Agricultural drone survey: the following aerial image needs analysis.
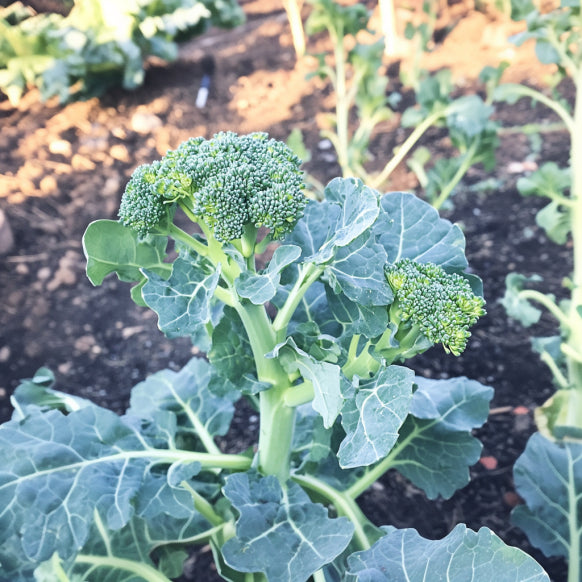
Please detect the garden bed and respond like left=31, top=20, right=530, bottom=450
left=0, top=1, right=572, bottom=580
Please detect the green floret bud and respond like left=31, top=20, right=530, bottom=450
left=118, top=161, right=175, bottom=236
left=385, top=259, right=485, bottom=356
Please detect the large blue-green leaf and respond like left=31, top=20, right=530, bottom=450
left=512, top=433, right=582, bottom=569
left=391, top=376, right=493, bottom=499
left=346, top=524, right=550, bottom=581
left=82, top=219, right=170, bottom=306
left=222, top=471, right=354, bottom=582
left=0, top=405, right=208, bottom=567
left=374, top=192, right=467, bottom=269
left=324, top=233, right=392, bottom=307
left=269, top=338, right=344, bottom=428
left=142, top=252, right=220, bottom=339
left=127, top=357, right=238, bottom=441
left=338, top=366, right=414, bottom=468
left=236, top=245, right=302, bottom=304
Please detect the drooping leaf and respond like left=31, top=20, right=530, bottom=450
left=82, top=219, right=170, bottom=306
left=142, top=252, right=220, bottom=339
left=374, top=192, right=468, bottom=269
left=516, top=162, right=571, bottom=199
left=535, top=201, right=571, bottom=244
left=10, top=368, right=93, bottom=420
left=512, top=433, right=582, bottom=569
left=346, top=524, right=550, bottom=581
left=391, top=376, right=493, bottom=499
left=236, top=245, right=302, bottom=304
left=338, top=366, right=414, bottom=468
left=222, top=471, right=354, bottom=582
left=501, top=273, right=544, bottom=326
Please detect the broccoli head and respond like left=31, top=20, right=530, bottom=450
left=118, top=132, right=306, bottom=243
left=385, top=259, right=485, bottom=356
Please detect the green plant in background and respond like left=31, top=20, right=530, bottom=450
left=497, top=1, right=582, bottom=580
left=0, top=132, right=550, bottom=581
left=299, top=0, right=498, bottom=210
left=0, top=0, right=243, bottom=105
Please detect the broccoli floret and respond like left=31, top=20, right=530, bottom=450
left=118, top=161, right=176, bottom=236
left=384, top=259, right=485, bottom=357
left=118, top=132, right=306, bottom=244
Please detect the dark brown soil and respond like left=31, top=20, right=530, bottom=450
left=0, top=1, right=573, bottom=580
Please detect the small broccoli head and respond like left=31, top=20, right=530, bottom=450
left=156, top=131, right=306, bottom=242
left=118, top=161, right=175, bottom=236
left=385, top=259, right=485, bottom=356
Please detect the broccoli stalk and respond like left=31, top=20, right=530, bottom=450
left=117, top=131, right=307, bottom=481
left=343, top=259, right=485, bottom=379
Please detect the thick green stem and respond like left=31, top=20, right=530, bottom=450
left=167, top=224, right=208, bottom=256
left=234, top=301, right=296, bottom=482
left=567, top=447, right=581, bottom=582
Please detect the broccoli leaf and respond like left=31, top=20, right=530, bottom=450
left=535, top=201, right=571, bottom=244
left=512, top=433, right=582, bottom=570
left=345, top=524, right=550, bottom=581
left=0, top=403, right=211, bottom=568
left=127, top=357, right=237, bottom=441
left=446, top=95, right=494, bottom=138
left=82, top=219, right=170, bottom=306
left=268, top=338, right=344, bottom=428
left=209, top=306, right=270, bottom=395
left=517, top=162, right=571, bottom=199
left=221, top=471, right=354, bottom=582
left=501, top=273, right=544, bottom=326
left=324, top=233, right=392, bottom=306
left=338, top=365, right=414, bottom=468
left=374, top=192, right=468, bottom=269
left=236, top=244, right=302, bottom=304
left=288, top=178, right=379, bottom=264
left=326, top=289, right=389, bottom=338
left=391, top=376, right=493, bottom=499
left=142, top=252, right=220, bottom=339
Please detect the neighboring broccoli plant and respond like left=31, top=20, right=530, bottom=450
left=0, top=132, right=550, bottom=581
left=0, top=0, right=243, bottom=104
left=300, top=0, right=498, bottom=209
left=497, top=2, right=582, bottom=581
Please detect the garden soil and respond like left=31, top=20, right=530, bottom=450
left=0, top=1, right=574, bottom=580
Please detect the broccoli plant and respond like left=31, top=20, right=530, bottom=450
left=497, top=2, right=582, bottom=580
left=299, top=0, right=498, bottom=209
left=0, top=0, right=243, bottom=104
left=0, top=132, right=549, bottom=581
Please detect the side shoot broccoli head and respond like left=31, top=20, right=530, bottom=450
left=118, top=132, right=306, bottom=247
left=384, top=259, right=485, bottom=358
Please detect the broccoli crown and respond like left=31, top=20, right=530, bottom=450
left=118, top=132, right=306, bottom=242
left=386, top=259, right=485, bottom=356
